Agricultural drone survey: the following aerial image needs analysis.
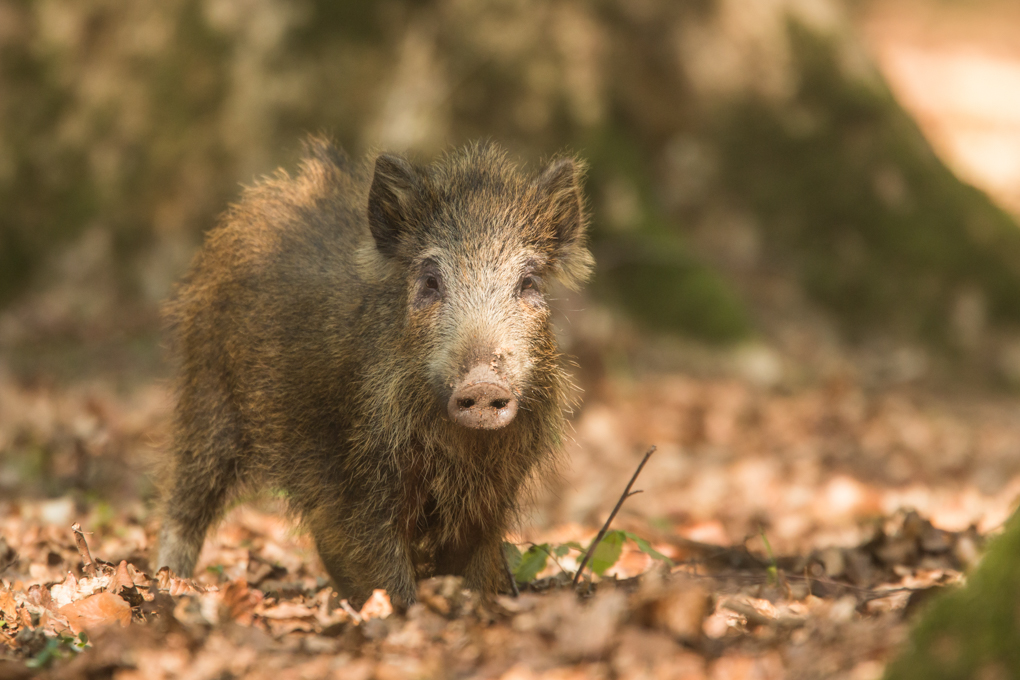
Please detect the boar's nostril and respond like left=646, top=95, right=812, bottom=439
left=448, top=367, right=518, bottom=430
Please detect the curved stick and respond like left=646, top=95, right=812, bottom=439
left=572, top=445, right=657, bottom=586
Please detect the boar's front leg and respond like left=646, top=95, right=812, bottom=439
left=435, top=524, right=510, bottom=595
left=306, top=500, right=417, bottom=609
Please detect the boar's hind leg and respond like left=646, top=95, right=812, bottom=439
left=307, top=506, right=417, bottom=609
left=157, top=387, right=245, bottom=577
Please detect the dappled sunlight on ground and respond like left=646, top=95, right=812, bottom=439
left=2, top=361, right=1018, bottom=677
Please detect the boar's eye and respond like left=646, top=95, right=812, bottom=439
left=414, top=264, right=444, bottom=306
left=519, top=273, right=543, bottom=300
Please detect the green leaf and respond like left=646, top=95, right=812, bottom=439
left=624, top=531, right=674, bottom=565
left=26, top=638, right=62, bottom=669
left=552, top=544, right=571, bottom=558
left=759, top=529, right=778, bottom=584
left=503, top=542, right=522, bottom=573
left=514, top=544, right=550, bottom=584
left=589, top=530, right=626, bottom=576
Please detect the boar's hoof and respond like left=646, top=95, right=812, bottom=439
left=448, top=368, right=518, bottom=429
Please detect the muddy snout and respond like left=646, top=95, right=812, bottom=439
left=447, top=365, right=518, bottom=429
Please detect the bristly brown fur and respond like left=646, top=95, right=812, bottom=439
left=156, top=136, right=593, bottom=607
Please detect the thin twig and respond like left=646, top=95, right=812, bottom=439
left=572, top=445, right=657, bottom=586
left=339, top=599, right=364, bottom=624
left=529, top=542, right=569, bottom=577
left=502, top=548, right=520, bottom=598
left=71, top=523, right=97, bottom=578
left=721, top=597, right=806, bottom=630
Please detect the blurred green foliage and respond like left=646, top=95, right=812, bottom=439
left=0, top=32, right=99, bottom=306
left=582, top=126, right=750, bottom=341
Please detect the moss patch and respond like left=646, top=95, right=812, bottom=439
left=593, top=235, right=750, bottom=343
left=884, top=510, right=1020, bottom=679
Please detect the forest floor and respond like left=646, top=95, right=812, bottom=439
left=3, top=2, right=1020, bottom=678
left=1, top=341, right=1019, bottom=680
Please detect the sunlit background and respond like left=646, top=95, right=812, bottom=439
left=864, top=0, right=1020, bottom=216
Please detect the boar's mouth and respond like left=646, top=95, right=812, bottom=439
left=446, top=365, right=518, bottom=430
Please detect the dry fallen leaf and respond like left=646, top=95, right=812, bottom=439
left=50, top=572, right=111, bottom=609
left=59, top=591, right=131, bottom=632
left=709, top=651, right=785, bottom=680
left=107, top=560, right=135, bottom=595
left=258, top=600, right=316, bottom=620
left=156, top=567, right=204, bottom=596
left=555, top=590, right=627, bottom=661
left=220, top=579, right=262, bottom=625
left=0, top=588, right=17, bottom=621
left=647, top=582, right=711, bottom=642
left=360, top=589, right=393, bottom=620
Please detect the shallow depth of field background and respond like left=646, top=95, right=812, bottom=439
left=3, top=1, right=1020, bottom=678
left=5, top=0, right=1020, bottom=379
left=4, top=0, right=1020, bottom=517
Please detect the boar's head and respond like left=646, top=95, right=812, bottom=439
left=366, top=144, right=593, bottom=431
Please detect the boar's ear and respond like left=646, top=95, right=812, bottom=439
left=368, top=154, right=421, bottom=258
left=535, top=157, right=594, bottom=289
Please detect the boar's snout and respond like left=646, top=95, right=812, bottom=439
left=447, top=365, right=518, bottom=430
